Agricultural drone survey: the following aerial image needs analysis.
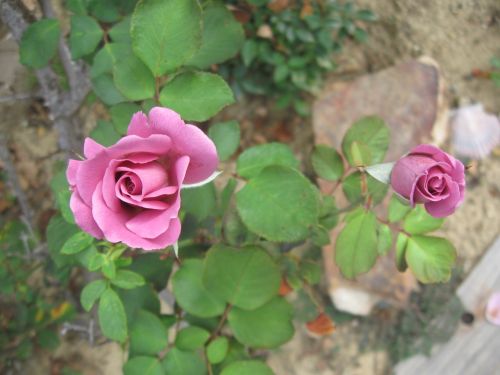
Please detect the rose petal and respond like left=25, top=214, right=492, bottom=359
left=108, top=134, right=172, bottom=159
left=411, top=144, right=465, bottom=184
left=70, top=190, right=103, bottom=238
left=486, top=292, right=500, bottom=326
left=127, top=111, right=152, bottom=138
left=66, top=159, right=81, bottom=186
left=84, top=137, right=106, bottom=159
left=91, top=182, right=181, bottom=250
left=148, top=107, right=218, bottom=184
left=424, top=178, right=461, bottom=218
left=116, top=161, right=169, bottom=195
left=124, top=156, right=189, bottom=238
left=391, top=155, right=443, bottom=205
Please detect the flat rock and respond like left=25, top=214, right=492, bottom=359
left=313, top=57, right=448, bottom=161
left=313, top=59, right=448, bottom=315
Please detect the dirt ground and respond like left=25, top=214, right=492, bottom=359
left=1, top=0, right=499, bottom=374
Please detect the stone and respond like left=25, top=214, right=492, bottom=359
left=313, top=57, right=448, bottom=161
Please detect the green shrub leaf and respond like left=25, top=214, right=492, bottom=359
left=172, top=259, right=226, bottom=318
left=131, top=0, right=202, bottom=76
left=207, top=336, right=229, bottom=364
left=20, top=19, right=60, bottom=69
left=98, top=288, right=127, bottom=342
left=175, top=326, right=210, bottom=351
left=236, top=143, right=299, bottom=179
left=113, top=55, right=155, bottom=100
left=162, top=348, right=205, bottom=375
left=228, top=297, right=294, bottom=348
left=159, top=72, right=234, bottom=122
left=395, top=233, right=409, bottom=272
left=80, top=279, right=107, bottom=312
left=129, top=309, right=168, bottom=356
left=123, top=356, right=164, bottom=375
left=236, top=166, right=319, bottom=242
left=341, top=117, right=390, bottom=167
left=403, top=205, right=444, bottom=234
left=405, top=235, right=456, bottom=283
left=208, top=121, right=240, bottom=161
left=187, top=2, right=244, bottom=69
left=388, top=194, right=411, bottom=222
left=110, top=102, right=141, bottom=134
left=61, top=232, right=94, bottom=255
left=335, top=210, right=378, bottom=279
left=69, top=15, right=103, bottom=59
left=342, top=171, right=388, bottom=205
left=221, top=360, right=274, bottom=375
left=203, top=244, right=280, bottom=310
left=111, top=270, right=145, bottom=289
left=311, top=145, right=344, bottom=181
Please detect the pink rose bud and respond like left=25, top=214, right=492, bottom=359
left=66, top=107, right=218, bottom=250
left=486, top=292, right=500, bottom=326
left=390, top=144, right=465, bottom=218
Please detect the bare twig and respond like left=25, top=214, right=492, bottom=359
left=0, top=133, right=34, bottom=227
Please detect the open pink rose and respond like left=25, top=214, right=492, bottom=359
left=390, top=144, right=465, bottom=218
left=66, top=107, right=218, bottom=250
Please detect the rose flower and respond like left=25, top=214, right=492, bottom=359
left=66, top=107, right=218, bottom=250
left=390, top=144, right=465, bottom=218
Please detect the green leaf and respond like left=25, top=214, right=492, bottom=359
left=161, top=348, right=205, bottom=375
left=61, top=232, right=94, bottom=255
left=127, top=253, right=173, bottom=290
left=219, top=178, right=237, bottom=215
left=311, top=145, right=344, bottom=181
left=342, top=171, right=388, bottom=205
left=236, top=166, right=319, bottom=242
left=46, top=216, right=79, bottom=267
left=20, top=19, right=60, bottom=69
left=405, top=235, right=456, bottom=283
left=172, top=259, right=226, bottom=318
left=110, top=102, right=141, bottom=134
left=300, top=260, right=322, bottom=285
left=236, top=143, right=299, bottom=179
left=377, top=224, right=392, bottom=255
left=207, top=336, right=229, bottom=364
left=350, top=141, right=372, bottom=166
left=228, top=297, right=294, bottom=348
left=123, top=356, right=164, bottom=375
left=395, top=233, right=408, bottom=272
left=36, top=329, right=60, bottom=350
left=181, top=182, right=216, bottom=220
left=91, top=43, right=132, bottom=78
left=130, top=309, right=168, bottom=356
left=102, top=259, right=116, bottom=279
left=66, top=0, right=88, bottom=15
left=203, top=244, right=280, bottom=310
left=221, top=360, right=274, bottom=375
left=403, top=206, right=444, bottom=234
left=88, top=0, right=120, bottom=22
left=388, top=194, right=411, bottom=222
left=50, top=169, right=74, bottom=224
left=208, top=121, right=240, bottom=161
left=69, top=15, right=103, bottom=59
left=111, top=270, right=145, bottom=289
left=80, top=279, right=107, bottom=312
left=90, top=120, right=121, bottom=146
left=311, top=225, right=330, bottom=247
left=131, top=0, right=202, bottom=76
left=273, top=64, right=289, bottom=82
left=175, top=326, right=210, bottom=351
left=341, top=117, right=390, bottom=167
left=335, top=210, right=378, bottom=279
left=187, top=2, right=244, bottom=69
left=118, top=285, right=161, bottom=325
left=114, top=55, right=155, bottom=101
left=241, top=39, right=258, bottom=66
left=109, top=17, right=132, bottom=43
left=159, top=72, right=234, bottom=122
left=319, top=195, right=339, bottom=230
left=98, top=288, right=127, bottom=342
left=91, top=74, right=127, bottom=106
